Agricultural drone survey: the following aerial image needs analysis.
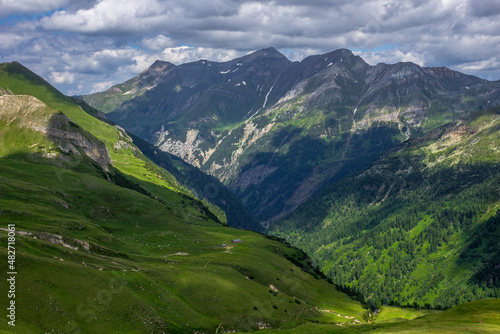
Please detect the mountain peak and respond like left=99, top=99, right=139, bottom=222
left=255, top=47, right=286, bottom=58
left=148, top=60, right=175, bottom=71
left=237, top=47, right=289, bottom=63
left=329, top=48, right=354, bottom=56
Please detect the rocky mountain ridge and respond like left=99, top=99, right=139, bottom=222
left=83, top=48, right=500, bottom=223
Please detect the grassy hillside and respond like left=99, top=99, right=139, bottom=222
left=2, top=156, right=497, bottom=333
left=270, top=106, right=500, bottom=310
left=0, top=156, right=367, bottom=333
left=0, top=62, right=227, bottom=224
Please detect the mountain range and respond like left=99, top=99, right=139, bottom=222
left=1, top=48, right=500, bottom=333
left=83, top=47, right=500, bottom=225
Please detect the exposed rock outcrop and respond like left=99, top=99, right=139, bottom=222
left=0, top=95, right=111, bottom=171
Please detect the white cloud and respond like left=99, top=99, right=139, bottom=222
left=49, top=71, right=75, bottom=84
left=40, top=0, right=171, bottom=34
left=356, top=48, right=426, bottom=66
left=0, top=32, right=28, bottom=51
left=457, top=57, right=500, bottom=72
left=0, top=20, right=41, bottom=51
left=91, top=81, right=114, bottom=93
left=141, top=35, right=175, bottom=51
left=34, top=0, right=500, bottom=66
left=160, top=46, right=240, bottom=64
left=466, top=0, right=500, bottom=18
left=279, top=48, right=322, bottom=62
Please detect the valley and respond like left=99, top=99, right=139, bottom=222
left=0, top=61, right=365, bottom=333
left=1, top=48, right=500, bottom=333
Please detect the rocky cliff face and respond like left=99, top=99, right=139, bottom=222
left=0, top=94, right=111, bottom=171
left=83, top=48, right=500, bottom=223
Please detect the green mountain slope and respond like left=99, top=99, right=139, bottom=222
left=0, top=62, right=189, bottom=200
left=270, top=106, right=500, bottom=310
left=0, top=62, right=367, bottom=332
left=0, top=157, right=367, bottom=333
left=0, top=61, right=262, bottom=230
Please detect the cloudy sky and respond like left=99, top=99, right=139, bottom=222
left=1, top=0, right=499, bottom=95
